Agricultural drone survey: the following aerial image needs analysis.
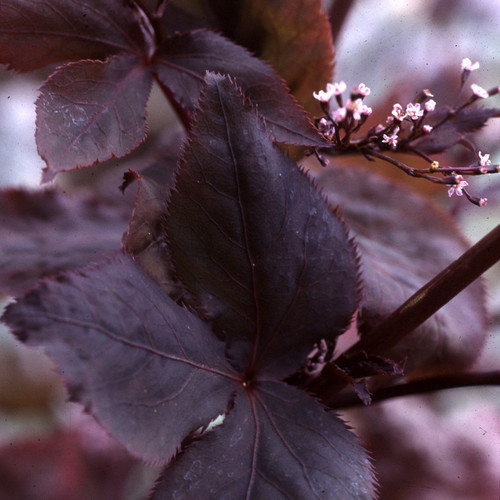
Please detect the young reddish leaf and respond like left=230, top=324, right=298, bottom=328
left=415, top=107, right=500, bottom=154
left=0, top=188, right=130, bottom=297
left=314, top=164, right=488, bottom=376
left=2, top=256, right=238, bottom=464
left=153, top=383, right=375, bottom=500
left=165, top=74, right=359, bottom=377
left=36, top=55, right=152, bottom=181
left=153, top=30, right=325, bottom=146
left=0, top=0, right=146, bottom=72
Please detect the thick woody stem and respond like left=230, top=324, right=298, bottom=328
left=312, top=223, right=500, bottom=407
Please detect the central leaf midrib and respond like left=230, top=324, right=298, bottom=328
left=216, top=81, right=262, bottom=373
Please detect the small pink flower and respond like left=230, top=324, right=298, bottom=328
left=392, top=103, right=406, bottom=120
left=479, top=198, right=488, bottom=206
left=479, top=151, right=491, bottom=166
left=332, top=107, right=347, bottom=123
left=346, top=98, right=365, bottom=120
left=353, top=83, right=371, bottom=97
left=471, top=83, right=489, bottom=99
left=461, top=58, right=480, bottom=72
left=423, top=125, right=433, bottom=133
left=318, top=118, right=331, bottom=133
left=330, top=81, right=347, bottom=95
left=360, top=104, right=372, bottom=116
left=313, top=81, right=347, bottom=102
left=313, top=87, right=334, bottom=102
left=424, top=99, right=436, bottom=112
left=382, top=133, right=398, bottom=149
left=406, top=102, right=424, bottom=120
left=448, top=176, right=468, bottom=197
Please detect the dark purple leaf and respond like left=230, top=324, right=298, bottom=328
left=2, top=256, right=237, bottom=463
left=1, top=73, right=374, bottom=496
left=153, top=383, right=374, bottom=500
left=2, top=254, right=374, bottom=497
left=36, top=55, right=152, bottom=181
left=415, top=107, right=500, bottom=154
left=314, top=164, right=488, bottom=376
left=0, top=188, right=130, bottom=297
left=153, top=30, right=325, bottom=146
left=165, top=73, right=359, bottom=377
left=0, top=0, right=146, bottom=72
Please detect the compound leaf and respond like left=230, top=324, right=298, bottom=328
left=2, top=256, right=374, bottom=498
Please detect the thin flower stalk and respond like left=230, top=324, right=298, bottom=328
left=311, top=59, right=500, bottom=205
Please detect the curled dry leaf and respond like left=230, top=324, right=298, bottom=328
left=2, top=74, right=374, bottom=498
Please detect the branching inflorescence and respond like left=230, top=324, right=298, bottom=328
left=311, top=58, right=500, bottom=206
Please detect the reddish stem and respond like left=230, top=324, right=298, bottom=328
left=311, top=223, right=500, bottom=406
left=341, top=223, right=500, bottom=359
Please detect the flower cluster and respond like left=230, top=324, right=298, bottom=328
left=312, top=80, right=373, bottom=144
left=311, top=58, right=500, bottom=206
